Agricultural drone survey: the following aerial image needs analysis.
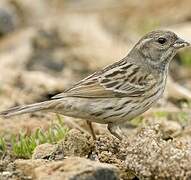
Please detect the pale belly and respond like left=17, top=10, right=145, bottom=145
left=53, top=92, right=163, bottom=124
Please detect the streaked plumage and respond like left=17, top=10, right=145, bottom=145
left=0, top=30, right=190, bottom=139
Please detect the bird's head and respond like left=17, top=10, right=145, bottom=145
left=133, top=30, right=190, bottom=70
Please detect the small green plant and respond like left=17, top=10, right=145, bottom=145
left=12, top=116, right=68, bottom=158
left=153, top=111, right=168, bottom=119
left=1, top=115, right=69, bottom=159
left=131, top=116, right=144, bottom=126
left=177, top=112, right=189, bottom=124
left=12, top=133, right=37, bottom=158
left=0, top=137, right=6, bottom=154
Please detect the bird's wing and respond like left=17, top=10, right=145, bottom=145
left=52, top=60, right=155, bottom=99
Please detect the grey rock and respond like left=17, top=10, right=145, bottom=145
left=15, top=157, right=119, bottom=180
left=125, top=124, right=191, bottom=179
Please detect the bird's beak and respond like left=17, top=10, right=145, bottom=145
left=173, top=38, right=190, bottom=49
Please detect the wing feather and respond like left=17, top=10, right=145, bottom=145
left=52, top=61, right=155, bottom=99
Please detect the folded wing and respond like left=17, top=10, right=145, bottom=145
left=52, top=61, right=155, bottom=99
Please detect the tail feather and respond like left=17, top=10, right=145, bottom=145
left=0, top=101, right=51, bottom=117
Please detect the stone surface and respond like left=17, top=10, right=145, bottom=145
left=60, top=129, right=94, bottom=157
left=125, top=124, right=191, bottom=179
left=15, top=157, right=119, bottom=180
left=32, top=143, right=58, bottom=160
left=0, top=1, right=20, bottom=36
left=32, top=130, right=94, bottom=160
left=15, top=159, right=47, bottom=178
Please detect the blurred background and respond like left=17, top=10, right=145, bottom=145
left=0, top=0, right=191, bottom=137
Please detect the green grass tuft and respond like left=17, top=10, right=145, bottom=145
left=0, top=137, right=6, bottom=155
left=0, top=115, right=68, bottom=159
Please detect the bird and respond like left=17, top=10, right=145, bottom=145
left=0, top=30, right=190, bottom=140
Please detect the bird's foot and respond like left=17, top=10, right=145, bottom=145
left=107, top=123, right=123, bottom=140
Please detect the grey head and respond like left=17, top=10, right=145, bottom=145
left=128, top=30, right=190, bottom=73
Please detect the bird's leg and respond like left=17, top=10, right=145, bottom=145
left=107, top=123, right=122, bottom=140
left=86, top=121, right=96, bottom=140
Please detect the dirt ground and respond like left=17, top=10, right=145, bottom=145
left=0, top=0, right=191, bottom=179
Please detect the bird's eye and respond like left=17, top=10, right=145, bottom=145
left=157, top=37, right=167, bottom=44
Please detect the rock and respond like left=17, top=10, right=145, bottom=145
left=95, top=135, right=134, bottom=179
left=0, top=8, right=17, bottom=36
left=32, top=130, right=94, bottom=160
left=60, top=129, right=94, bottom=157
left=144, top=117, right=182, bottom=138
left=35, top=157, right=119, bottom=180
left=15, top=157, right=119, bottom=180
left=125, top=124, right=191, bottom=179
left=0, top=1, right=20, bottom=37
left=15, top=159, right=47, bottom=178
left=32, top=143, right=58, bottom=160
left=159, top=120, right=182, bottom=138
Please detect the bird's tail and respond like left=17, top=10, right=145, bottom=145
left=0, top=101, right=54, bottom=117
